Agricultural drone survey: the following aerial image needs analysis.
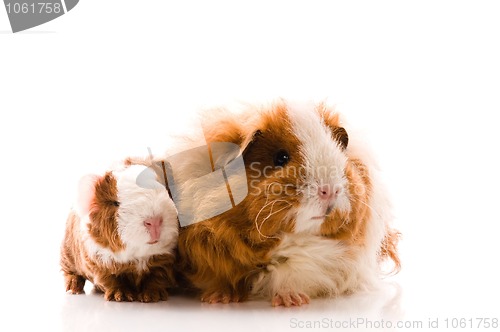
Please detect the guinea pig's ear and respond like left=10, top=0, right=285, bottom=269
left=75, top=174, right=100, bottom=218
left=241, top=129, right=262, bottom=156
left=333, top=127, right=349, bottom=150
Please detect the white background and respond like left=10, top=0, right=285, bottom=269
left=1, top=1, right=500, bottom=331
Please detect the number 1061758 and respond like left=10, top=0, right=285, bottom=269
left=5, top=2, right=62, bottom=14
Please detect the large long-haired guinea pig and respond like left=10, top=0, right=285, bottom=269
left=174, top=100, right=400, bottom=306
left=60, top=164, right=179, bottom=302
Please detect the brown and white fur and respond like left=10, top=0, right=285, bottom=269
left=60, top=165, right=179, bottom=302
left=174, top=100, right=400, bottom=306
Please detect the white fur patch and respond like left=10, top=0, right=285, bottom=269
left=285, top=101, right=351, bottom=234
left=80, top=165, right=178, bottom=268
left=252, top=233, right=378, bottom=299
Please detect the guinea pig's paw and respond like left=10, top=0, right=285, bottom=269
left=104, top=288, right=135, bottom=302
left=271, top=290, right=310, bottom=307
left=64, top=274, right=85, bottom=294
left=200, top=290, right=241, bottom=304
left=138, top=288, right=168, bottom=303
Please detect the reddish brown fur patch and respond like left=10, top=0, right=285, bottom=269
left=87, top=172, right=124, bottom=252
left=202, top=108, right=247, bottom=147
left=380, top=228, right=402, bottom=273
left=85, top=253, right=175, bottom=302
left=61, top=212, right=87, bottom=294
left=123, top=156, right=151, bottom=167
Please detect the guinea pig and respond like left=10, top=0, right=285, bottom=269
left=174, top=100, right=400, bottom=306
left=60, top=164, right=179, bottom=302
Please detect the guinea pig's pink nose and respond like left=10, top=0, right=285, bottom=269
left=318, top=185, right=333, bottom=200
left=318, top=184, right=342, bottom=200
left=144, top=216, right=163, bottom=244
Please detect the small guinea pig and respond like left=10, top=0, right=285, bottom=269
left=175, top=100, right=400, bottom=306
left=60, top=164, right=178, bottom=302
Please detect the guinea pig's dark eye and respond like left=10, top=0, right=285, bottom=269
left=273, top=150, right=290, bottom=167
left=111, top=201, right=120, bottom=207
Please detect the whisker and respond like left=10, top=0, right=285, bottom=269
left=255, top=200, right=291, bottom=240
left=350, top=195, right=383, bottom=219
left=338, top=216, right=349, bottom=229
left=255, top=202, right=292, bottom=240
left=254, top=199, right=280, bottom=227
left=259, top=200, right=292, bottom=229
left=253, top=181, right=299, bottom=240
left=254, top=200, right=279, bottom=240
